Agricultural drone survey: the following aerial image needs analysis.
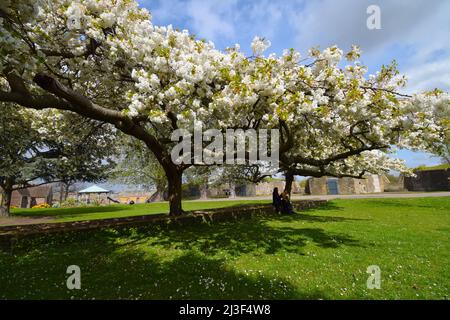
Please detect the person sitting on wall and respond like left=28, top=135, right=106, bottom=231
left=272, top=187, right=282, bottom=213
left=280, top=191, right=294, bottom=214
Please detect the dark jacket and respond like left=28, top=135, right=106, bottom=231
left=272, top=192, right=281, bottom=209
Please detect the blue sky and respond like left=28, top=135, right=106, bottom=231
left=137, top=0, right=449, bottom=168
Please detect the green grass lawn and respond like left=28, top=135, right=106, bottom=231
left=1, top=197, right=449, bottom=299
left=10, top=200, right=271, bottom=223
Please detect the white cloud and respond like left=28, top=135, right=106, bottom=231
left=141, top=0, right=238, bottom=43
left=142, top=0, right=450, bottom=92
left=185, top=0, right=237, bottom=42
left=285, top=0, right=450, bottom=92
left=288, top=0, right=444, bottom=53
left=404, top=57, right=450, bottom=93
left=141, top=0, right=290, bottom=48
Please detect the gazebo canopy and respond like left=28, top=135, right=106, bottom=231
left=78, top=185, right=110, bottom=194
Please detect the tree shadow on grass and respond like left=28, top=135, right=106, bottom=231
left=289, top=201, right=368, bottom=222
left=436, top=227, right=450, bottom=233
left=0, top=203, right=365, bottom=300
left=197, top=199, right=342, bottom=214
left=296, top=201, right=345, bottom=212
left=283, top=213, right=368, bottom=223
left=113, top=213, right=364, bottom=257
left=88, top=250, right=326, bottom=299
left=357, top=199, right=449, bottom=209
left=0, top=238, right=327, bottom=299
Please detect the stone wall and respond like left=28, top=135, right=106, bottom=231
left=10, top=186, right=53, bottom=208
left=255, top=181, right=284, bottom=195
left=306, top=177, right=328, bottom=195
left=337, top=177, right=356, bottom=194
left=206, top=180, right=301, bottom=198
left=404, top=169, right=450, bottom=191
left=10, top=189, right=30, bottom=208
left=366, top=175, right=384, bottom=193
left=306, top=175, right=385, bottom=195
left=353, top=179, right=367, bottom=193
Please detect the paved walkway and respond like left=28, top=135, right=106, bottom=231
left=187, top=191, right=450, bottom=202
left=293, top=191, right=450, bottom=201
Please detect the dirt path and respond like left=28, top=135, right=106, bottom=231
left=0, top=216, right=55, bottom=227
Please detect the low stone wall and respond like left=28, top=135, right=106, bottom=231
left=0, top=200, right=327, bottom=247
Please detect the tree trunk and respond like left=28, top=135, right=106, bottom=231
left=0, top=185, right=13, bottom=217
left=166, top=168, right=184, bottom=216
left=199, top=184, right=208, bottom=200
left=228, top=182, right=236, bottom=198
left=284, top=171, right=294, bottom=196
left=148, top=186, right=165, bottom=202
left=64, top=183, right=70, bottom=201
left=59, top=182, right=64, bottom=203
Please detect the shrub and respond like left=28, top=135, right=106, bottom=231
left=90, top=199, right=103, bottom=207
left=60, top=198, right=81, bottom=208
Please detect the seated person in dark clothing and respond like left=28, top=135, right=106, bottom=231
left=280, top=191, right=294, bottom=214
left=272, top=188, right=282, bottom=213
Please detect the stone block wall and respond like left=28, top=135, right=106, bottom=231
left=306, top=177, right=328, bottom=195
left=306, top=175, right=385, bottom=195
left=404, top=169, right=450, bottom=191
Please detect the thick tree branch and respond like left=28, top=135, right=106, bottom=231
left=33, top=73, right=125, bottom=123
left=281, top=143, right=388, bottom=169
left=0, top=89, right=72, bottom=110
left=0, top=73, right=178, bottom=171
left=13, top=180, right=63, bottom=191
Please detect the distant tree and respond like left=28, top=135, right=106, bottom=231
left=439, top=142, right=450, bottom=164
left=218, top=165, right=271, bottom=184
left=385, top=174, right=401, bottom=184
left=0, top=104, right=117, bottom=215
left=0, top=104, right=63, bottom=215
left=43, top=115, right=117, bottom=202
left=184, top=166, right=214, bottom=199
left=112, top=137, right=167, bottom=201
left=1, top=103, right=40, bottom=215
left=206, top=165, right=267, bottom=198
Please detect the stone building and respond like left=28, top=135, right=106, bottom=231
left=305, top=175, right=387, bottom=195
left=9, top=185, right=53, bottom=208
left=404, top=168, right=450, bottom=191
